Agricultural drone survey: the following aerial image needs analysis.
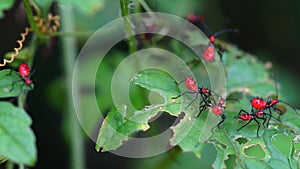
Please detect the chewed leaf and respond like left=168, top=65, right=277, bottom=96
left=0, top=69, right=33, bottom=98
left=96, top=69, right=183, bottom=152
left=0, top=102, right=36, bottom=166
left=95, top=105, right=149, bottom=152
left=96, top=40, right=300, bottom=169
left=170, top=110, right=220, bottom=152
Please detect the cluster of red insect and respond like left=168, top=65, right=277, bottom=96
left=172, top=76, right=228, bottom=132
left=237, top=79, right=298, bottom=137
left=8, top=62, right=33, bottom=92
left=180, top=14, right=299, bottom=137
left=172, top=75, right=298, bottom=137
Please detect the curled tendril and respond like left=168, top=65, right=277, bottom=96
left=0, top=13, right=60, bottom=67
left=0, top=27, right=32, bottom=67
left=34, top=13, right=60, bottom=34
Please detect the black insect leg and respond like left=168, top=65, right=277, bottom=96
left=172, top=91, right=195, bottom=99
left=211, top=113, right=226, bottom=133
left=237, top=119, right=253, bottom=132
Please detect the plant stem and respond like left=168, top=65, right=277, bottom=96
left=138, top=0, right=153, bottom=13
left=23, top=0, right=43, bottom=39
left=28, top=0, right=41, bottom=17
left=120, top=0, right=137, bottom=53
left=5, top=161, right=13, bottom=169
left=59, top=5, right=85, bottom=169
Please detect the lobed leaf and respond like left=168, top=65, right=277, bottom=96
left=0, top=102, right=36, bottom=166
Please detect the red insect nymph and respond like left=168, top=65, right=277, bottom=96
left=8, top=62, right=33, bottom=92
left=19, top=63, right=32, bottom=85
left=212, top=105, right=223, bottom=115
left=172, top=76, right=216, bottom=109
left=19, top=62, right=31, bottom=77
left=203, top=45, right=215, bottom=62
left=185, top=76, right=198, bottom=91
left=209, top=35, right=215, bottom=43
left=251, top=97, right=267, bottom=110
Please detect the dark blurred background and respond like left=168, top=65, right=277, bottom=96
left=0, top=0, right=299, bottom=169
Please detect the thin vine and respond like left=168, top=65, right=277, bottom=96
left=0, top=27, right=31, bottom=67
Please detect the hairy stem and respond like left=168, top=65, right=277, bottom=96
left=120, top=0, right=137, bottom=53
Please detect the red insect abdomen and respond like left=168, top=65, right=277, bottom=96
left=251, top=98, right=266, bottom=109
left=185, top=77, right=198, bottom=91
left=203, top=45, right=215, bottom=61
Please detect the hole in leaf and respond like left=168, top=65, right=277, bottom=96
left=219, top=142, right=227, bottom=149
left=225, top=154, right=237, bottom=169
left=236, top=55, right=242, bottom=59
left=172, top=112, right=185, bottom=126
left=243, top=144, right=265, bottom=159
left=227, top=91, right=243, bottom=100
left=271, top=133, right=292, bottom=157
left=129, top=84, right=151, bottom=110
left=136, top=112, right=176, bottom=138
left=235, top=137, right=248, bottom=145
left=214, top=140, right=227, bottom=149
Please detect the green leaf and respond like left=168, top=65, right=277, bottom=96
left=171, top=41, right=300, bottom=168
left=95, top=105, right=149, bottom=151
left=271, top=133, right=292, bottom=157
left=170, top=110, right=220, bottom=152
left=0, top=69, right=33, bottom=98
left=0, top=102, right=36, bottom=166
left=96, top=69, right=182, bottom=152
left=94, top=38, right=300, bottom=169
left=0, top=0, right=14, bottom=18
left=226, top=57, right=268, bottom=89
left=130, top=69, right=180, bottom=105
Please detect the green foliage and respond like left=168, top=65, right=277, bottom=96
left=0, top=0, right=14, bottom=19
left=96, top=41, right=300, bottom=168
left=0, top=102, right=36, bottom=166
left=95, top=69, right=182, bottom=151
left=0, top=70, right=33, bottom=98
left=56, top=0, right=105, bottom=16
